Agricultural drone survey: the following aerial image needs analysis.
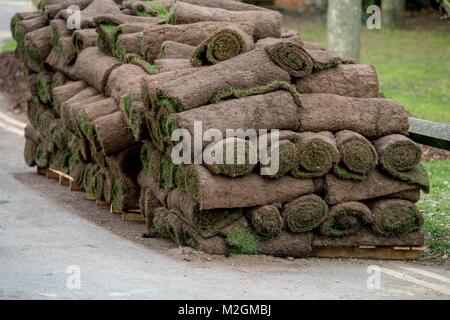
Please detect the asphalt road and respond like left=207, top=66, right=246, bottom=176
left=0, top=111, right=449, bottom=300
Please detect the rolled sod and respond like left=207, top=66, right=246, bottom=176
left=124, top=54, right=159, bottom=75
left=35, top=143, right=51, bottom=168
left=166, top=213, right=185, bottom=246
left=155, top=48, right=290, bottom=112
left=320, top=202, right=373, bottom=237
left=93, top=167, right=109, bottom=200
left=324, top=169, right=420, bottom=205
left=258, top=232, right=313, bottom=258
left=140, top=67, right=201, bottom=116
left=24, top=139, right=37, bottom=167
left=177, top=165, right=315, bottom=210
left=142, top=21, right=254, bottom=62
left=258, top=136, right=298, bottom=179
left=140, top=141, right=163, bottom=186
left=292, top=132, right=340, bottom=179
left=77, top=97, right=118, bottom=140
left=52, top=81, right=88, bottom=116
left=83, top=163, right=98, bottom=194
left=45, top=48, right=77, bottom=79
left=111, top=173, right=140, bottom=212
left=153, top=207, right=174, bottom=239
left=12, top=15, right=47, bottom=51
left=11, top=12, right=43, bottom=41
left=225, top=226, right=259, bottom=255
left=296, top=64, right=380, bottom=98
left=73, top=47, right=121, bottom=92
left=115, top=32, right=145, bottom=61
left=103, top=169, right=114, bottom=204
left=183, top=224, right=228, bottom=255
left=333, top=130, right=378, bottom=180
left=68, top=153, right=86, bottom=185
left=60, top=87, right=100, bottom=133
left=384, top=189, right=421, bottom=203
left=313, top=228, right=425, bottom=248
left=203, top=137, right=257, bottom=178
left=106, top=64, right=148, bottom=104
left=167, top=189, right=243, bottom=239
left=247, top=205, right=283, bottom=240
left=93, top=111, right=135, bottom=156
left=73, top=29, right=98, bottom=52
left=137, top=169, right=168, bottom=207
left=374, top=134, right=429, bottom=192
left=165, top=91, right=301, bottom=149
left=256, top=38, right=313, bottom=78
left=36, top=71, right=53, bottom=104
left=153, top=59, right=193, bottom=72
left=56, top=0, right=121, bottom=29
left=159, top=41, right=195, bottom=59
left=371, top=200, right=424, bottom=237
left=181, top=0, right=270, bottom=12
left=160, top=152, right=177, bottom=191
left=43, top=0, right=94, bottom=20
left=94, top=13, right=165, bottom=26
left=300, top=94, right=410, bottom=139
left=52, top=72, right=69, bottom=90
left=49, top=19, right=71, bottom=49
left=50, top=149, right=71, bottom=173
left=49, top=120, right=70, bottom=150
left=282, top=194, right=329, bottom=233
left=24, top=26, right=52, bottom=68
left=119, top=94, right=149, bottom=141
left=170, top=2, right=281, bottom=40
left=55, top=36, right=77, bottom=65
left=191, top=26, right=254, bottom=66
left=122, top=0, right=172, bottom=20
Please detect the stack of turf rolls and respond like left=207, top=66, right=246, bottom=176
left=15, top=0, right=430, bottom=258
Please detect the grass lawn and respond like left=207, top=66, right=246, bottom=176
left=0, top=39, right=16, bottom=52
left=285, top=17, right=449, bottom=259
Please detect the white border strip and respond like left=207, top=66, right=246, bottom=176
left=0, top=112, right=26, bottom=129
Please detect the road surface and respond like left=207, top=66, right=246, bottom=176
left=0, top=110, right=449, bottom=300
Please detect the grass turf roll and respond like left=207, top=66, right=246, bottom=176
left=191, top=26, right=254, bottom=66
left=320, top=202, right=373, bottom=237
left=35, top=143, right=51, bottom=168
left=106, top=63, right=148, bottom=104
left=282, top=194, right=329, bottom=233
left=78, top=97, right=118, bottom=141
left=140, top=141, right=163, bottom=186
left=247, top=205, right=282, bottom=240
left=374, top=134, right=429, bottom=192
left=258, top=232, right=313, bottom=258
left=83, top=163, right=98, bottom=195
left=73, top=29, right=98, bottom=52
left=256, top=38, right=313, bottom=78
left=324, top=169, right=421, bottom=205
left=296, top=64, right=379, bottom=98
left=292, top=132, right=340, bottom=178
left=333, top=130, right=378, bottom=180
left=203, top=137, right=257, bottom=178
left=167, top=188, right=243, bottom=239
left=111, top=174, right=139, bottom=212
left=24, top=26, right=52, bottom=68
left=120, top=94, right=149, bottom=141
left=156, top=49, right=290, bottom=112
left=137, top=169, right=168, bottom=207
left=183, top=223, right=228, bottom=255
left=124, top=54, right=159, bottom=74
left=179, top=165, right=315, bottom=210
left=371, top=199, right=424, bottom=237
left=258, top=134, right=298, bottom=179
left=93, top=111, right=135, bottom=156
left=24, top=139, right=38, bottom=167
left=52, top=81, right=88, bottom=116
left=159, top=41, right=195, bottom=59
left=115, top=32, right=144, bottom=61
left=36, top=71, right=53, bottom=104
left=13, top=16, right=47, bottom=52
left=73, top=47, right=121, bottom=92
left=68, top=153, right=86, bottom=185
left=170, top=1, right=281, bottom=40
left=160, top=152, right=177, bottom=191
left=153, top=59, right=193, bottom=72
left=300, top=94, right=410, bottom=139
left=153, top=207, right=174, bottom=239
left=225, top=226, right=259, bottom=255
left=142, top=21, right=254, bottom=63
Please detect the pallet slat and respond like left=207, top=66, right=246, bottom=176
left=312, top=246, right=424, bottom=260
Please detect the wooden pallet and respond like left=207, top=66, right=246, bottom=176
left=46, top=168, right=83, bottom=192
left=312, top=246, right=425, bottom=260
left=110, top=205, right=145, bottom=222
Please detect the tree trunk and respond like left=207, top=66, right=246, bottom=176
left=382, top=0, right=406, bottom=28
left=327, top=0, right=362, bottom=61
